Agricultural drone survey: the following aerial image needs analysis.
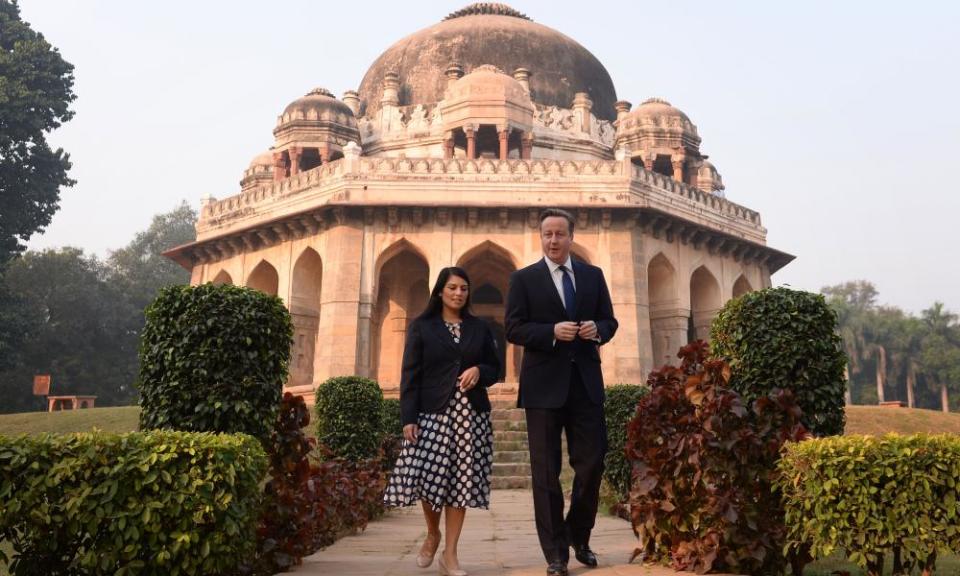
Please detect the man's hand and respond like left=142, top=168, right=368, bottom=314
left=403, top=423, right=419, bottom=444
left=578, top=320, right=599, bottom=341
left=458, top=366, right=481, bottom=392
left=554, top=321, right=579, bottom=342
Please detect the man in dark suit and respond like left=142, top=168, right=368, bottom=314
left=505, top=208, right=618, bottom=576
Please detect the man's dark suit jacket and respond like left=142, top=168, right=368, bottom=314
left=505, top=258, right=618, bottom=409
left=399, top=315, right=502, bottom=426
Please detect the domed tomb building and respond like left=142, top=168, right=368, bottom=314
left=167, top=3, right=792, bottom=402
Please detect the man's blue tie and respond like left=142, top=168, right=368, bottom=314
left=559, top=265, right=576, bottom=320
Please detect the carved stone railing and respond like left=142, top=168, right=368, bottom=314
left=200, top=155, right=760, bottom=229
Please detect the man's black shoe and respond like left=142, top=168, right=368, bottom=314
left=572, top=543, right=598, bottom=567
left=546, top=560, right=569, bottom=576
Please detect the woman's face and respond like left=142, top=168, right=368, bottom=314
left=441, top=274, right=469, bottom=313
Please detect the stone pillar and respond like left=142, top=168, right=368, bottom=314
left=464, top=124, right=476, bottom=159
left=672, top=154, right=685, bottom=182
left=314, top=221, right=364, bottom=381
left=443, top=131, right=455, bottom=159
left=614, top=100, right=632, bottom=123
left=513, top=67, right=531, bottom=93
left=572, top=92, right=593, bottom=134
left=288, top=146, right=302, bottom=176
left=319, top=143, right=331, bottom=164
left=650, top=310, right=690, bottom=367
left=602, top=221, right=647, bottom=384
left=692, top=309, right=720, bottom=341
left=272, top=151, right=288, bottom=181
left=520, top=131, right=533, bottom=160
left=381, top=71, right=400, bottom=106
left=342, top=90, right=360, bottom=116
left=497, top=124, right=510, bottom=160
left=445, top=63, right=464, bottom=89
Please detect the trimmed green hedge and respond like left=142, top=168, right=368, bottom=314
left=603, top=383, right=647, bottom=507
left=779, top=434, right=960, bottom=575
left=138, top=284, right=293, bottom=445
left=711, top=287, right=847, bottom=437
left=314, top=376, right=383, bottom=461
left=0, top=430, right=266, bottom=575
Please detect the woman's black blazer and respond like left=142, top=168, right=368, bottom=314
left=399, top=315, right=501, bottom=426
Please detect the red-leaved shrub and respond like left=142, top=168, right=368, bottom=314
left=626, top=341, right=808, bottom=575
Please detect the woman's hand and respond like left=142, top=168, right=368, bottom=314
left=403, top=423, right=419, bottom=444
left=458, top=366, right=481, bottom=392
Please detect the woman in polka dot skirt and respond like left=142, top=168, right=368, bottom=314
left=384, top=266, right=501, bottom=576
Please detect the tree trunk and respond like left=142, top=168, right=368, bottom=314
left=844, top=364, right=852, bottom=405
left=942, top=382, right=950, bottom=413
left=876, top=345, right=887, bottom=404
left=906, top=363, right=916, bottom=409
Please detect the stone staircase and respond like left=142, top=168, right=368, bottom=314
left=490, top=396, right=531, bottom=489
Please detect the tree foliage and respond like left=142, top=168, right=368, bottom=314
left=0, top=0, right=76, bottom=264
left=824, top=281, right=960, bottom=412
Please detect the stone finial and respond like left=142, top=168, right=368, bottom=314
left=445, top=63, right=464, bottom=88
left=513, top=67, right=531, bottom=93
left=614, top=100, right=632, bottom=122
left=342, top=90, right=360, bottom=116
left=382, top=71, right=400, bottom=106
left=573, top=92, right=593, bottom=133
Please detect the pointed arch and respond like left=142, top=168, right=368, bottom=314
left=648, top=252, right=681, bottom=367
left=690, top=265, right=722, bottom=341
left=372, top=244, right=430, bottom=386
left=289, top=247, right=322, bottom=387
left=210, top=270, right=233, bottom=285
left=457, top=240, right=520, bottom=382
left=732, top=274, right=753, bottom=299
left=246, top=260, right=278, bottom=296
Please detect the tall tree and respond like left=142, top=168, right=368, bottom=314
left=823, top=281, right=878, bottom=404
left=0, top=0, right=76, bottom=265
left=0, top=248, right=139, bottom=413
left=919, top=303, right=960, bottom=413
left=107, top=201, right=197, bottom=312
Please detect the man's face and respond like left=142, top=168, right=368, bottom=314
left=540, top=216, right=573, bottom=265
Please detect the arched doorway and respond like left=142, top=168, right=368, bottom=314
left=372, top=245, right=430, bottom=386
left=211, top=270, right=233, bottom=285
left=290, top=248, right=322, bottom=387
left=690, top=266, right=722, bottom=341
left=732, top=274, right=753, bottom=299
left=647, top=253, right=683, bottom=367
left=246, top=260, right=279, bottom=296
left=457, top=241, right=518, bottom=382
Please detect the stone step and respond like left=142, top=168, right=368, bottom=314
left=491, top=475, right=532, bottom=490
left=492, top=419, right=527, bottom=432
left=493, top=440, right=528, bottom=452
left=490, top=398, right=519, bottom=410
left=490, top=409, right=525, bottom=421
left=492, top=462, right=530, bottom=476
left=495, top=450, right=530, bottom=463
left=493, top=430, right=528, bottom=442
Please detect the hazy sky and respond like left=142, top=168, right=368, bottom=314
left=18, top=1, right=959, bottom=314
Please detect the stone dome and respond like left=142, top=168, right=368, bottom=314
left=617, top=97, right=701, bottom=151
left=247, top=151, right=274, bottom=168
left=357, top=3, right=618, bottom=121
left=630, top=98, right=696, bottom=133
left=277, top=88, right=357, bottom=129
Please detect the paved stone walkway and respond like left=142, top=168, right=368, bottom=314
left=291, top=490, right=728, bottom=576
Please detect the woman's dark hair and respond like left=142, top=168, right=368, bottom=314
left=418, top=266, right=473, bottom=319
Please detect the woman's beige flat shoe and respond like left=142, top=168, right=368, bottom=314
left=438, top=555, right=468, bottom=576
left=416, top=534, right=440, bottom=568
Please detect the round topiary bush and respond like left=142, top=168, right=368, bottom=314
left=710, top=286, right=847, bottom=436
left=314, top=376, right=383, bottom=461
left=380, top=397, right=402, bottom=440
left=603, top=383, right=648, bottom=505
left=138, top=283, right=293, bottom=444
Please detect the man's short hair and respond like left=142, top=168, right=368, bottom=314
left=539, top=208, right=575, bottom=234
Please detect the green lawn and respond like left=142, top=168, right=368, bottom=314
left=0, top=405, right=140, bottom=436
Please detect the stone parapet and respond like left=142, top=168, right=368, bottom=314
left=198, top=156, right=764, bottom=242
